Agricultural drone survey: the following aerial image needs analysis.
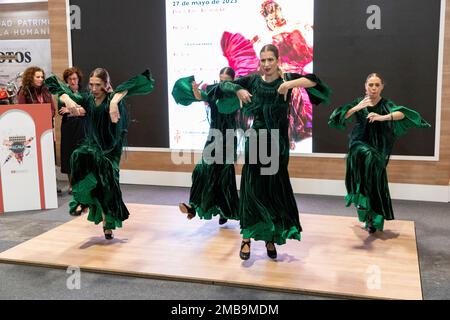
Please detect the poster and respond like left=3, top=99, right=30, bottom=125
left=166, top=0, right=315, bottom=153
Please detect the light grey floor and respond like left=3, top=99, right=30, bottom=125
left=0, top=183, right=449, bottom=300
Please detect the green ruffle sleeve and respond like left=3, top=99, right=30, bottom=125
left=285, top=73, right=332, bottom=106
left=218, top=81, right=244, bottom=95
left=218, top=74, right=254, bottom=95
left=216, top=97, right=240, bottom=114
left=205, top=83, right=240, bottom=115
left=114, top=69, right=155, bottom=97
left=389, top=105, right=431, bottom=137
left=328, top=98, right=362, bottom=129
left=217, top=75, right=256, bottom=116
left=171, top=75, right=208, bottom=106
left=45, top=75, right=84, bottom=105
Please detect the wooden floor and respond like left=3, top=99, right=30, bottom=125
left=0, top=204, right=422, bottom=299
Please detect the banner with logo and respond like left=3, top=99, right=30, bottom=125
left=0, top=103, right=57, bottom=213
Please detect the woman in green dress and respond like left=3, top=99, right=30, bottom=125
left=46, top=68, right=154, bottom=239
left=172, top=67, right=240, bottom=225
left=217, top=44, right=331, bottom=260
left=328, top=73, right=430, bottom=234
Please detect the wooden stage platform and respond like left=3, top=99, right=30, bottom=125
left=0, top=204, right=422, bottom=299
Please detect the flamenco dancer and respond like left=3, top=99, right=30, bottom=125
left=46, top=68, right=154, bottom=239
left=328, top=73, right=430, bottom=233
left=172, top=67, right=240, bottom=225
left=217, top=44, right=330, bottom=260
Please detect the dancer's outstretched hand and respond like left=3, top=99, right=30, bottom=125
left=358, top=96, right=375, bottom=110
left=109, top=101, right=120, bottom=123
left=237, top=89, right=252, bottom=108
left=367, top=112, right=384, bottom=123
left=278, top=81, right=292, bottom=101
left=65, top=99, right=81, bottom=115
left=192, top=81, right=203, bottom=100
left=77, top=107, right=86, bottom=116
left=59, top=107, right=69, bottom=115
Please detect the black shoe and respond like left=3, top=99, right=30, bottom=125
left=103, top=228, right=114, bottom=240
left=265, top=241, right=277, bottom=259
left=366, top=223, right=377, bottom=234
left=218, top=217, right=228, bottom=225
left=239, top=240, right=251, bottom=260
left=179, top=203, right=196, bottom=219
left=70, top=205, right=83, bottom=216
left=366, top=216, right=377, bottom=234
left=57, top=188, right=62, bottom=194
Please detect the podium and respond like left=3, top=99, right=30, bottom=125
left=0, top=104, right=57, bottom=213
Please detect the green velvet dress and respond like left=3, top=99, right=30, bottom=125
left=46, top=70, right=154, bottom=229
left=218, top=73, right=331, bottom=244
left=328, top=97, right=431, bottom=231
left=172, top=76, right=240, bottom=220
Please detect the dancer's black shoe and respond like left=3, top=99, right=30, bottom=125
left=178, top=203, right=196, bottom=220
left=366, top=217, right=377, bottom=234
left=70, top=205, right=83, bottom=216
left=103, top=228, right=114, bottom=240
left=366, top=223, right=377, bottom=234
left=239, top=240, right=251, bottom=260
left=265, top=241, right=277, bottom=259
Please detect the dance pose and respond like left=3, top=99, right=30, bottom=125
left=46, top=69, right=154, bottom=239
left=217, top=44, right=330, bottom=260
left=328, top=73, right=430, bottom=233
left=58, top=67, right=88, bottom=195
left=172, top=67, right=240, bottom=225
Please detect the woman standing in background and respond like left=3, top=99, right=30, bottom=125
left=58, top=67, right=88, bottom=196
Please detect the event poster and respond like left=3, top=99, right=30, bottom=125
left=166, top=0, right=314, bottom=153
left=0, top=104, right=57, bottom=213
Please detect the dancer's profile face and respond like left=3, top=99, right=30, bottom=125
left=89, top=76, right=106, bottom=98
left=219, top=73, right=233, bottom=82
left=32, top=71, right=44, bottom=88
left=260, top=50, right=279, bottom=77
left=365, top=76, right=384, bottom=99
